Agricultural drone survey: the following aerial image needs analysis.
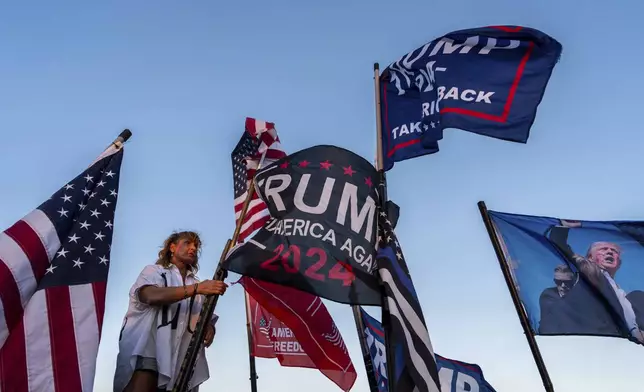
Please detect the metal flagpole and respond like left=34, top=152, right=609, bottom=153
left=238, top=150, right=270, bottom=392
left=172, top=150, right=268, bottom=392
left=371, top=61, right=398, bottom=391
left=373, top=62, right=388, bottom=206
left=347, top=62, right=389, bottom=392
left=244, top=291, right=259, bottom=392
left=477, top=201, right=554, bottom=392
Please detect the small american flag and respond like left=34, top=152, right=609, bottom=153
left=0, top=139, right=125, bottom=391
left=258, top=315, right=271, bottom=338
left=231, top=118, right=286, bottom=242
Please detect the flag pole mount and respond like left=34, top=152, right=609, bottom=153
left=477, top=201, right=554, bottom=392
left=90, top=129, right=132, bottom=167
left=114, top=129, right=132, bottom=146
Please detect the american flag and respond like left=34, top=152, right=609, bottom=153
left=257, top=315, right=271, bottom=337
left=231, top=118, right=286, bottom=242
left=0, top=141, right=125, bottom=392
left=377, top=209, right=441, bottom=392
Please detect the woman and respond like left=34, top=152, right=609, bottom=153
left=113, top=231, right=228, bottom=392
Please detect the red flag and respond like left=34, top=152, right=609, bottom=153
left=247, top=293, right=316, bottom=368
left=241, top=277, right=357, bottom=391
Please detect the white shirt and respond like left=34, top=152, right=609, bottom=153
left=113, top=264, right=218, bottom=392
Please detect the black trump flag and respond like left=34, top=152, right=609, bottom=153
left=222, top=145, right=381, bottom=306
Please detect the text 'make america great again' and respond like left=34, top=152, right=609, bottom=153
left=223, top=145, right=382, bottom=306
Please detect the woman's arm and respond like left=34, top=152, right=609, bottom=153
left=138, top=280, right=228, bottom=306
left=138, top=284, right=196, bottom=306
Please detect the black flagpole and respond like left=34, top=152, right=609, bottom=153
left=234, top=150, right=270, bottom=392
left=173, top=151, right=268, bottom=392
left=372, top=62, right=398, bottom=392
left=113, top=129, right=132, bottom=147
left=240, top=152, right=270, bottom=392
left=244, top=291, right=259, bottom=392
left=477, top=201, right=554, bottom=392
left=88, top=129, right=132, bottom=167
left=172, top=238, right=232, bottom=392
left=347, top=63, right=385, bottom=392
left=346, top=62, right=391, bottom=392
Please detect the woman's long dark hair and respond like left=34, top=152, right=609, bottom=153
left=155, top=230, right=202, bottom=275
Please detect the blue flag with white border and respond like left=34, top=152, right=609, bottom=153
left=380, top=25, right=562, bottom=171
left=360, top=307, right=497, bottom=392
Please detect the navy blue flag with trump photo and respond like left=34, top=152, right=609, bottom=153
left=359, top=307, right=497, bottom=392
left=380, top=25, right=562, bottom=170
left=487, top=210, right=644, bottom=346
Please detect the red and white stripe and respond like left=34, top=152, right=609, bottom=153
left=0, top=171, right=116, bottom=391
left=235, top=118, right=287, bottom=242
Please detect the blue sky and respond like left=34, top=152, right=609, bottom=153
left=1, top=0, right=642, bottom=391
